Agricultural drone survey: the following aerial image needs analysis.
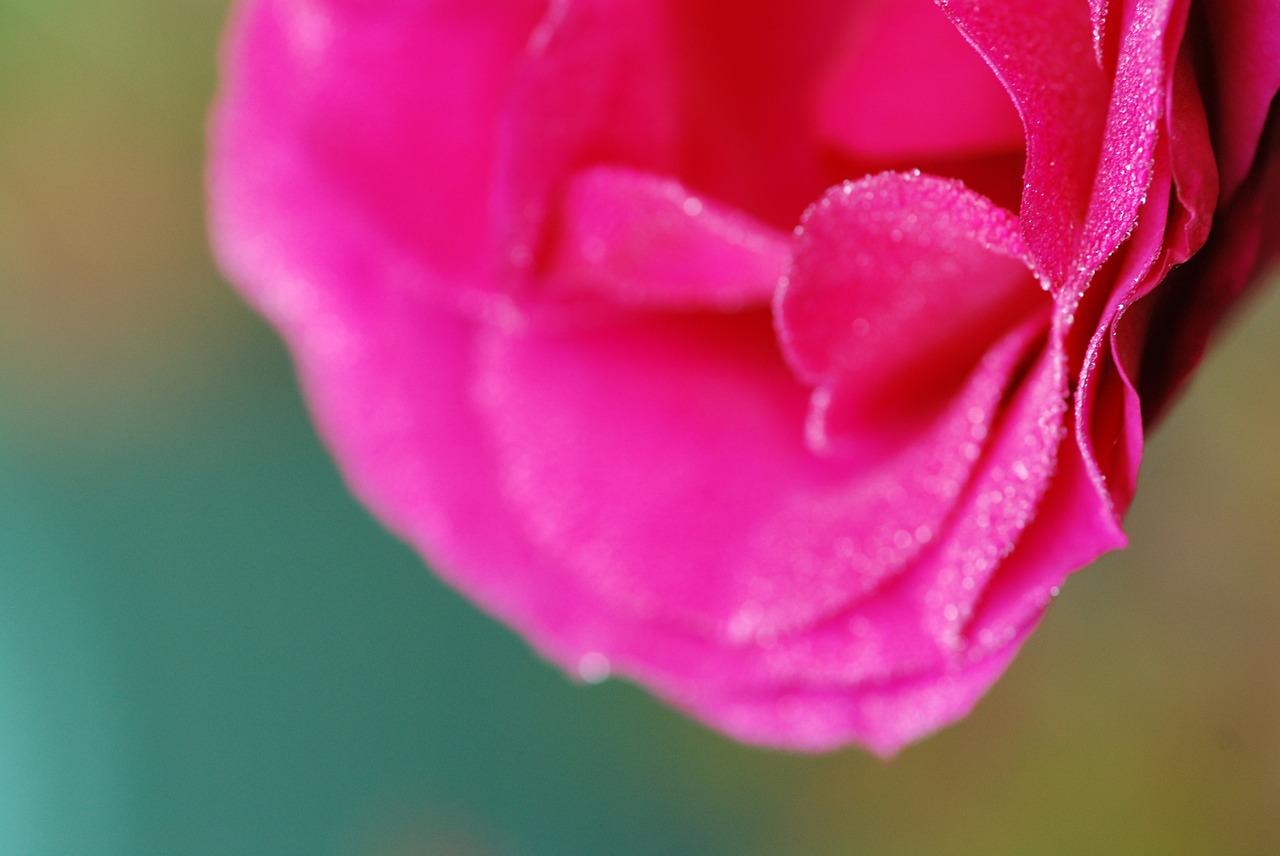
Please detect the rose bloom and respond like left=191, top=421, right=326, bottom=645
left=210, top=0, right=1280, bottom=754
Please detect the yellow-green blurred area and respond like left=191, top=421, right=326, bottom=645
left=1, top=3, right=1278, bottom=854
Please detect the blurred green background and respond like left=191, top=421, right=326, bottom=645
left=1, top=3, right=1278, bottom=854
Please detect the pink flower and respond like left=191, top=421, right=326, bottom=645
left=210, top=0, right=1280, bottom=754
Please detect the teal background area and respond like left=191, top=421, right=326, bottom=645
left=1, top=3, right=1278, bottom=854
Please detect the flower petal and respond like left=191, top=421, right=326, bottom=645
left=541, top=165, right=789, bottom=311
left=939, top=0, right=1109, bottom=286
left=493, top=0, right=682, bottom=278
left=672, top=625, right=1032, bottom=756
left=817, top=0, right=1023, bottom=161
left=211, top=0, right=547, bottom=314
left=1203, top=0, right=1280, bottom=200
left=940, top=0, right=1178, bottom=286
left=776, top=172, right=1042, bottom=460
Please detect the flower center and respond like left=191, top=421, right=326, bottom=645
left=666, top=0, right=1026, bottom=228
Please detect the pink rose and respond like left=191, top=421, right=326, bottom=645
left=210, top=0, right=1280, bottom=754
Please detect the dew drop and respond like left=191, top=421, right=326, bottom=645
left=577, top=652, right=611, bottom=684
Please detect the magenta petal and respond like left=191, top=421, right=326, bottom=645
left=1162, top=47, right=1219, bottom=262
left=1204, top=0, right=1280, bottom=200
left=676, top=626, right=1032, bottom=756
left=817, top=0, right=1023, bottom=161
left=472, top=310, right=812, bottom=637
left=473, top=293, right=1045, bottom=643
left=472, top=173, right=1061, bottom=650
left=1075, top=148, right=1174, bottom=517
left=1076, top=0, right=1180, bottom=275
left=211, top=0, right=1280, bottom=757
left=1076, top=24, right=1221, bottom=520
left=964, top=429, right=1127, bottom=650
left=663, top=0, right=859, bottom=226
left=542, top=165, right=789, bottom=311
left=940, top=0, right=1109, bottom=286
left=473, top=310, right=953, bottom=640
left=493, top=0, right=681, bottom=277
left=211, top=0, right=546, bottom=311
left=777, top=172, right=1042, bottom=459
left=915, top=332, right=1066, bottom=645
left=942, top=0, right=1178, bottom=286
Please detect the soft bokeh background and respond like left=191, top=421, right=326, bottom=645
left=1, top=3, right=1277, bottom=854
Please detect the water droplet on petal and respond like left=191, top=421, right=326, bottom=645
left=577, top=652, right=611, bottom=684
